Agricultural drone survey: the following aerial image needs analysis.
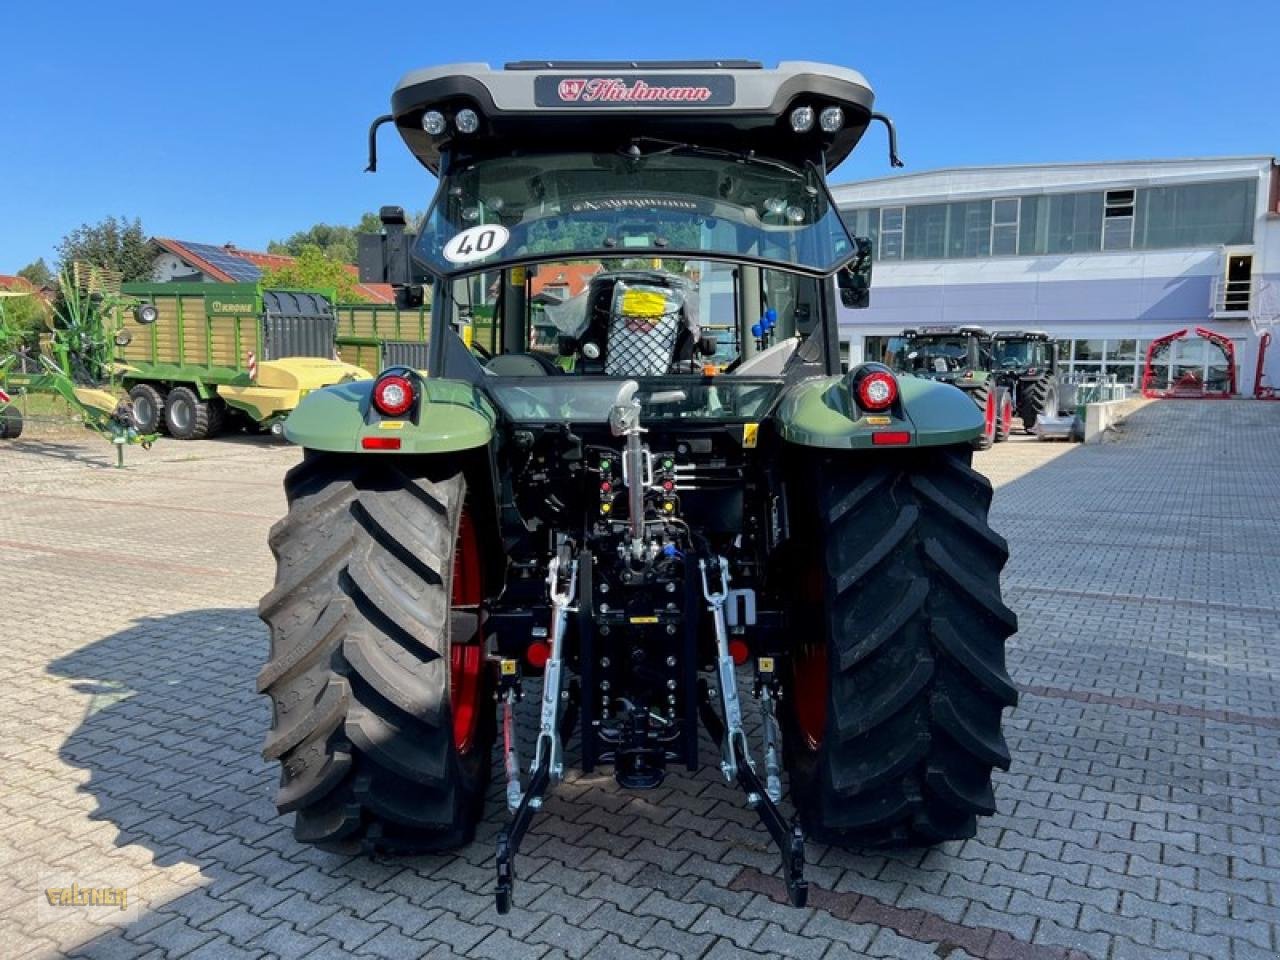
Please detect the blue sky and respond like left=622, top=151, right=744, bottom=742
left=1, top=0, right=1272, bottom=273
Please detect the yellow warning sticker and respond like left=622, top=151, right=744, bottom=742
left=743, top=423, right=759, bottom=448
left=500, top=659, right=518, bottom=676
left=629, top=616, right=659, bottom=624
left=510, top=266, right=526, bottom=286
left=379, top=421, right=405, bottom=430
left=866, top=416, right=891, bottom=426
left=758, top=656, right=775, bottom=674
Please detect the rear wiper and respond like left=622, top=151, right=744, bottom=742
left=627, top=138, right=803, bottom=177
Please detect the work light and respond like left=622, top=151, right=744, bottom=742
left=819, top=106, right=844, bottom=133
left=422, top=110, right=447, bottom=135
left=789, top=106, right=815, bottom=133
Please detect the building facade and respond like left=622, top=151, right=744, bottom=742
left=833, top=157, right=1280, bottom=394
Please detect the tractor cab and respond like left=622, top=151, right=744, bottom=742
left=357, top=60, right=892, bottom=412
left=992, top=330, right=1057, bottom=377
left=889, top=325, right=993, bottom=382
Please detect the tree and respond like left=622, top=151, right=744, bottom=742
left=17, top=258, right=52, bottom=287
left=55, top=216, right=152, bottom=282
left=0, top=291, right=50, bottom=354
left=258, top=245, right=369, bottom=302
left=268, top=211, right=423, bottom=263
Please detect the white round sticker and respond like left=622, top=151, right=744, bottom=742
left=442, top=224, right=510, bottom=264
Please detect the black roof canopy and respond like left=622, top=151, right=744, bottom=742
left=388, top=60, right=877, bottom=174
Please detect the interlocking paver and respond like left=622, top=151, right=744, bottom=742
left=3, top=400, right=1279, bottom=960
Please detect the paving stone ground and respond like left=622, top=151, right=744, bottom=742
left=1, top=401, right=1278, bottom=960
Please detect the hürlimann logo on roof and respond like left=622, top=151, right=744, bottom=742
left=535, top=74, right=735, bottom=107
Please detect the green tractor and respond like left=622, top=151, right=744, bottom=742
left=259, top=61, right=1018, bottom=912
left=887, top=326, right=1013, bottom=449
left=992, top=330, right=1062, bottom=432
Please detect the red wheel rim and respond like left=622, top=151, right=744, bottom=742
left=450, top=509, right=485, bottom=753
left=984, top=391, right=996, bottom=441
left=792, top=566, right=828, bottom=750
left=1001, top=395, right=1012, bottom=434
left=450, top=640, right=483, bottom=753
left=793, top=642, right=828, bottom=750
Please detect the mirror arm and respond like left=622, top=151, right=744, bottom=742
left=366, top=114, right=394, bottom=173
left=870, top=113, right=904, bottom=169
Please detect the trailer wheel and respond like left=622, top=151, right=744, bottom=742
left=1, top=405, right=22, bottom=440
left=257, top=454, right=493, bottom=853
left=784, top=446, right=1018, bottom=847
left=205, top=400, right=227, bottom=438
left=164, top=386, right=212, bottom=440
left=128, top=384, right=165, bottom=434
left=969, top=385, right=995, bottom=451
left=994, top=388, right=1013, bottom=443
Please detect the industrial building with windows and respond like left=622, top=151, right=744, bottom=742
left=833, top=156, right=1280, bottom=395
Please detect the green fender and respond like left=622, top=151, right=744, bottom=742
left=774, top=369, right=983, bottom=450
left=283, top=377, right=497, bottom=454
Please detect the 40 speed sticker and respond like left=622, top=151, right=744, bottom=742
left=442, top=224, right=510, bottom=264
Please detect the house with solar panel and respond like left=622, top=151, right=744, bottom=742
left=149, top=238, right=395, bottom=302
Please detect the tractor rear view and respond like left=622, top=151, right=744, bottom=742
left=258, top=60, right=1018, bottom=912
left=992, top=330, right=1062, bottom=432
left=887, top=326, right=1012, bottom=448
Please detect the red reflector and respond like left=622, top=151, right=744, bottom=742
left=729, top=639, right=749, bottom=666
left=526, top=641, right=551, bottom=669
left=361, top=436, right=402, bottom=450
left=872, top=431, right=912, bottom=446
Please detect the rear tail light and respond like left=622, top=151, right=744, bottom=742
left=372, top=373, right=415, bottom=417
left=362, top=436, right=402, bottom=450
left=857, top=370, right=898, bottom=411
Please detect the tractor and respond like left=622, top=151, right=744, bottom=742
left=258, top=61, right=1018, bottom=912
left=886, top=326, right=1012, bottom=449
left=991, top=330, right=1062, bottom=432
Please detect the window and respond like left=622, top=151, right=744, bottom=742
left=990, top=198, right=1020, bottom=256
left=879, top=206, right=904, bottom=260
left=1103, top=339, right=1138, bottom=387
left=947, top=200, right=991, bottom=258
left=1073, top=339, right=1104, bottom=363
left=1102, top=189, right=1136, bottom=251
left=1046, top=192, right=1103, bottom=254
left=1138, top=180, right=1256, bottom=248
left=904, top=204, right=948, bottom=260
left=839, top=177, right=1256, bottom=263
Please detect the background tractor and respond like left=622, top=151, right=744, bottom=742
left=992, top=330, right=1062, bottom=432
left=259, top=61, right=1018, bottom=912
left=885, top=326, right=1012, bottom=448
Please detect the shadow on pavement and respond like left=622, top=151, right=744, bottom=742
left=41, top=402, right=1280, bottom=958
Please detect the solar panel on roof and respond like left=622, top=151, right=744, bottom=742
left=182, top=242, right=263, bottom=282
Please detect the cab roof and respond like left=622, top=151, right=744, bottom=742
left=390, top=60, right=876, bottom=174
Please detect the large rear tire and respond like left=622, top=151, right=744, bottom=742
left=968, top=384, right=995, bottom=451
left=1017, top=377, right=1056, bottom=432
left=258, top=454, right=494, bottom=853
left=1, top=405, right=22, bottom=439
left=784, top=446, right=1018, bottom=847
left=994, top=388, right=1013, bottom=443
